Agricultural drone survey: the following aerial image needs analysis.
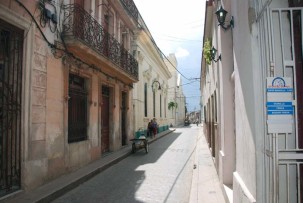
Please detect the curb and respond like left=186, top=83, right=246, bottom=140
left=4, top=129, right=175, bottom=203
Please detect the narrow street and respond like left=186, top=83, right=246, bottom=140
left=52, top=126, right=199, bottom=203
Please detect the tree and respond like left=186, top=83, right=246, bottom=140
left=168, top=101, right=178, bottom=117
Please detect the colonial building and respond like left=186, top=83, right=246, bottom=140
left=201, top=0, right=303, bottom=202
left=165, top=53, right=186, bottom=127
left=0, top=0, right=139, bottom=196
left=132, top=14, right=172, bottom=136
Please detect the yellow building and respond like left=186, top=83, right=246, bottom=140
left=132, top=14, right=172, bottom=137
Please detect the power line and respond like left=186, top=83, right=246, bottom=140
left=168, top=80, right=198, bottom=89
left=155, top=37, right=202, bottom=43
left=136, top=14, right=192, bottom=81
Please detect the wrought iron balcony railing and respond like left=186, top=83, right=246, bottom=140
left=120, top=0, right=138, bottom=22
left=62, top=4, right=138, bottom=80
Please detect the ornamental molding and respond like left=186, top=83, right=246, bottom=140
left=143, top=66, right=152, bottom=81
left=137, top=51, right=144, bottom=64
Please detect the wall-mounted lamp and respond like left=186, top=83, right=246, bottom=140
left=211, top=47, right=221, bottom=62
left=215, top=6, right=234, bottom=30
left=152, top=80, right=161, bottom=91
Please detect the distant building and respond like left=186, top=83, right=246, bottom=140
left=165, top=54, right=186, bottom=126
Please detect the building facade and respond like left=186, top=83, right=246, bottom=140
left=201, top=0, right=303, bottom=202
left=165, top=54, right=186, bottom=127
left=132, top=14, right=172, bottom=136
left=0, top=0, right=139, bottom=196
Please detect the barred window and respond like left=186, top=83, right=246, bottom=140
left=68, top=74, right=88, bottom=143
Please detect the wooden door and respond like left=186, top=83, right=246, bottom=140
left=74, top=0, right=85, bottom=40
left=121, top=92, right=127, bottom=146
left=101, top=86, right=110, bottom=153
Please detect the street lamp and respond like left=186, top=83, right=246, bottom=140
left=151, top=80, right=161, bottom=91
left=215, top=6, right=234, bottom=31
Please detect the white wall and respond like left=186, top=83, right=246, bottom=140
left=133, top=30, right=171, bottom=133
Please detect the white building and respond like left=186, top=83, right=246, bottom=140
left=165, top=54, right=186, bottom=126
left=201, top=0, right=303, bottom=202
left=132, top=14, right=172, bottom=136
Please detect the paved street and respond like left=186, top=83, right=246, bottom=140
left=52, top=126, right=199, bottom=203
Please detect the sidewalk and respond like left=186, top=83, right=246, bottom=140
left=3, top=127, right=226, bottom=203
left=2, top=129, right=175, bottom=203
left=189, top=125, right=226, bottom=203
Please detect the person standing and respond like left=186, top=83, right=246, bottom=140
left=152, top=118, right=158, bottom=138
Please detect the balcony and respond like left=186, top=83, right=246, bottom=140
left=120, top=0, right=138, bottom=22
left=62, top=4, right=138, bottom=83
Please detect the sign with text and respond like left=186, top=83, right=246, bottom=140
left=267, top=77, right=293, bottom=133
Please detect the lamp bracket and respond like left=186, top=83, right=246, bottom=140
left=213, top=54, right=222, bottom=62
left=218, top=16, right=234, bottom=31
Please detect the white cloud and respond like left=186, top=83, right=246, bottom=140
left=175, top=47, right=190, bottom=58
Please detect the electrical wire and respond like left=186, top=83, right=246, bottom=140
left=15, top=0, right=134, bottom=89
left=23, top=5, right=38, bottom=41
left=153, top=34, right=202, bottom=42
left=168, top=80, right=198, bottom=89
left=135, top=13, right=192, bottom=81
left=15, top=0, right=200, bottom=90
left=16, top=0, right=54, bottom=49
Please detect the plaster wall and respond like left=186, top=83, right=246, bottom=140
left=133, top=31, right=171, bottom=133
left=165, top=54, right=186, bottom=126
left=232, top=0, right=292, bottom=201
left=0, top=0, right=136, bottom=192
left=217, top=2, right=236, bottom=186
left=231, top=0, right=260, bottom=201
left=202, top=0, right=296, bottom=202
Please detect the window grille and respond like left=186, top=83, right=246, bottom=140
left=68, top=74, right=88, bottom=143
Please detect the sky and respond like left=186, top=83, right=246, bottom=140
left=133, top=0, right=206, bottom=112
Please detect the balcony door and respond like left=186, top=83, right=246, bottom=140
left=74, top=0, right=84, bottom=40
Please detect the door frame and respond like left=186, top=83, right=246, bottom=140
left=266, top=7, right=303, bottom=202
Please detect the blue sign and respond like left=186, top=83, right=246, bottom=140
left=267, top=102, right=292, bottom=106
left=267, top=106, right=293, bottom=111
left=267, top=101, right=293, bottom=115
left=267, top=110, right=293, bottom=115
left=267, top=88, right=293, bottom=92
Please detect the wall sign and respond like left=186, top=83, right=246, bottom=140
left=266, top=77, right=293, bottom=133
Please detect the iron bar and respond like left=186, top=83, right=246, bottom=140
left=62, top=4, right=138, bottom=80
left=119, top=0, right=139, bottom=22
left=68, top=74, right=88, bottom=143
left=0, top=20, right=22, bottom=196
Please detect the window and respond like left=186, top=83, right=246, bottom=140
left=164, top=97, right=167, bottom=118
left=153, top=91, right=155, bottom=117
left=160, top=94, right=162, bottom=117
left=144, top=83, right=147, bottom=117
left=68, top=74, right=88, bottom=143
left=0, top=20, right=23, bottom=195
